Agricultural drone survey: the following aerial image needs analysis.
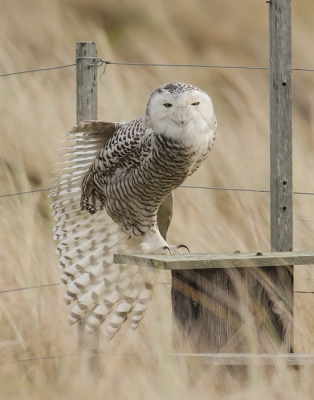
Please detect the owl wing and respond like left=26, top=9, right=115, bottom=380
left=49, top=121, right=163, bottom=339
left=80, top=118, right=148, bottom=214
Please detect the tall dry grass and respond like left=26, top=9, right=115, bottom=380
left=1, top=0, right=314, bottom=398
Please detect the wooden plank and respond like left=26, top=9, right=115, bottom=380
left=76, top=41, right=99, bottom=376
left=269, top=0, right=293, bottom=353
left=114, top=251, right=314, bottom=270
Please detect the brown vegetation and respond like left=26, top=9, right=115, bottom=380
left=1, top=0, right=314, bottom=398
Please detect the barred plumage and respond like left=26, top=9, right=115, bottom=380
left=50, top=82, right=217, bottom=339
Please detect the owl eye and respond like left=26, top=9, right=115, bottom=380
left=191, top=102, right=200, bottom=106
left=163, top=103, right=173, bottom=108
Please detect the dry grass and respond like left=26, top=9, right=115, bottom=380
left=1, top=0, right=314, bottom=398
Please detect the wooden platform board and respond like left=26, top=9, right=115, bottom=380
left=114, top=251, right=314, bottom=270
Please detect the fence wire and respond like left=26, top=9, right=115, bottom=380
left=0, top=353, right=78, bottom=365
left=0, top=282, right=61, bottom=294
left=3, top=349, right=314, bottom=366
left=1, top=59, right=314, bottom=78
left=0, top=63, right=76, bottom=78
left=0, top=280, right=312, bottom=296
left=91, top=58, right=314, bottom=73
left=0, top=281, right=173, bottom=295
left=2, top=185, right=314, bottom=200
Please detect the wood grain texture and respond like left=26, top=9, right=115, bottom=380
left=76, top=42, right=98, bottom=124
left=76, top=42, right=99, bottom=376
left=171, top=266, right=294, bottom=353
left=270, top=0, right=292, bottom=252
left=114, top=251, right=314, bottom=270
left=269, top=0, right=293, bottom=352
left=171, top=268, right=247, bottom=352
left=115, top=249, right=299, bottom=352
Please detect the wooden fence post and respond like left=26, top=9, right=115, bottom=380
left=76, top=41, right=100, bottom=374
left=171, top=1, right=293, bottom=353
left=268, top=0, right=293, bottom=351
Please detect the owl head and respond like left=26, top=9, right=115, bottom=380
left=144, top=82, right=216, bottom=139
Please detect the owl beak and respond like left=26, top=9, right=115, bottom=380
left=180, top=119, right=189, bottom=125
left=177, top=109, right=189, bottom=125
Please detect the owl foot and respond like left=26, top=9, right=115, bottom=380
left=139, top=228, right=190, bottom=254
left=139, top=228, right=170, bottom=254
left=139, top=242, right=169, bottom=254
left=139, top=244, right=189, bottom=255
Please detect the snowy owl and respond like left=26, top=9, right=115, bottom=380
left=50, top=82, right=217, bottom=339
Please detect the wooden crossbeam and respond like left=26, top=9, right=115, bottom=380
left=114, top=251, right=314, bottom=270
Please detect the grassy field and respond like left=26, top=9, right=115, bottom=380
left=1, top=0, right=314, bottom=398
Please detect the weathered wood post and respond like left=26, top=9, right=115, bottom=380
left=268, top=0, right=293, bottom=351
left=76, top=41, right=100, bottom=374
left=171, top=0, right=293, bottom=353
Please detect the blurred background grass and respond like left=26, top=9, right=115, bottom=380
left=1, top=0, right=314, bottom=398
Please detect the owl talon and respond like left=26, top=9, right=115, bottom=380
left=177, top=244, right=190, bottom=253
left=151, top=245, right=172, bottom=255
left=163, top=245, right=172, bottom=254
left=165, top=245, right=189, bottom=254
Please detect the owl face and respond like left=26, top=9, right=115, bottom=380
left=145, top=83, right=216, bottom=140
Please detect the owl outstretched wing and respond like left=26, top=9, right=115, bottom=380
left=79, top=118, right=147, bottom=216
left=50, top=121, right=164, bottom=339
